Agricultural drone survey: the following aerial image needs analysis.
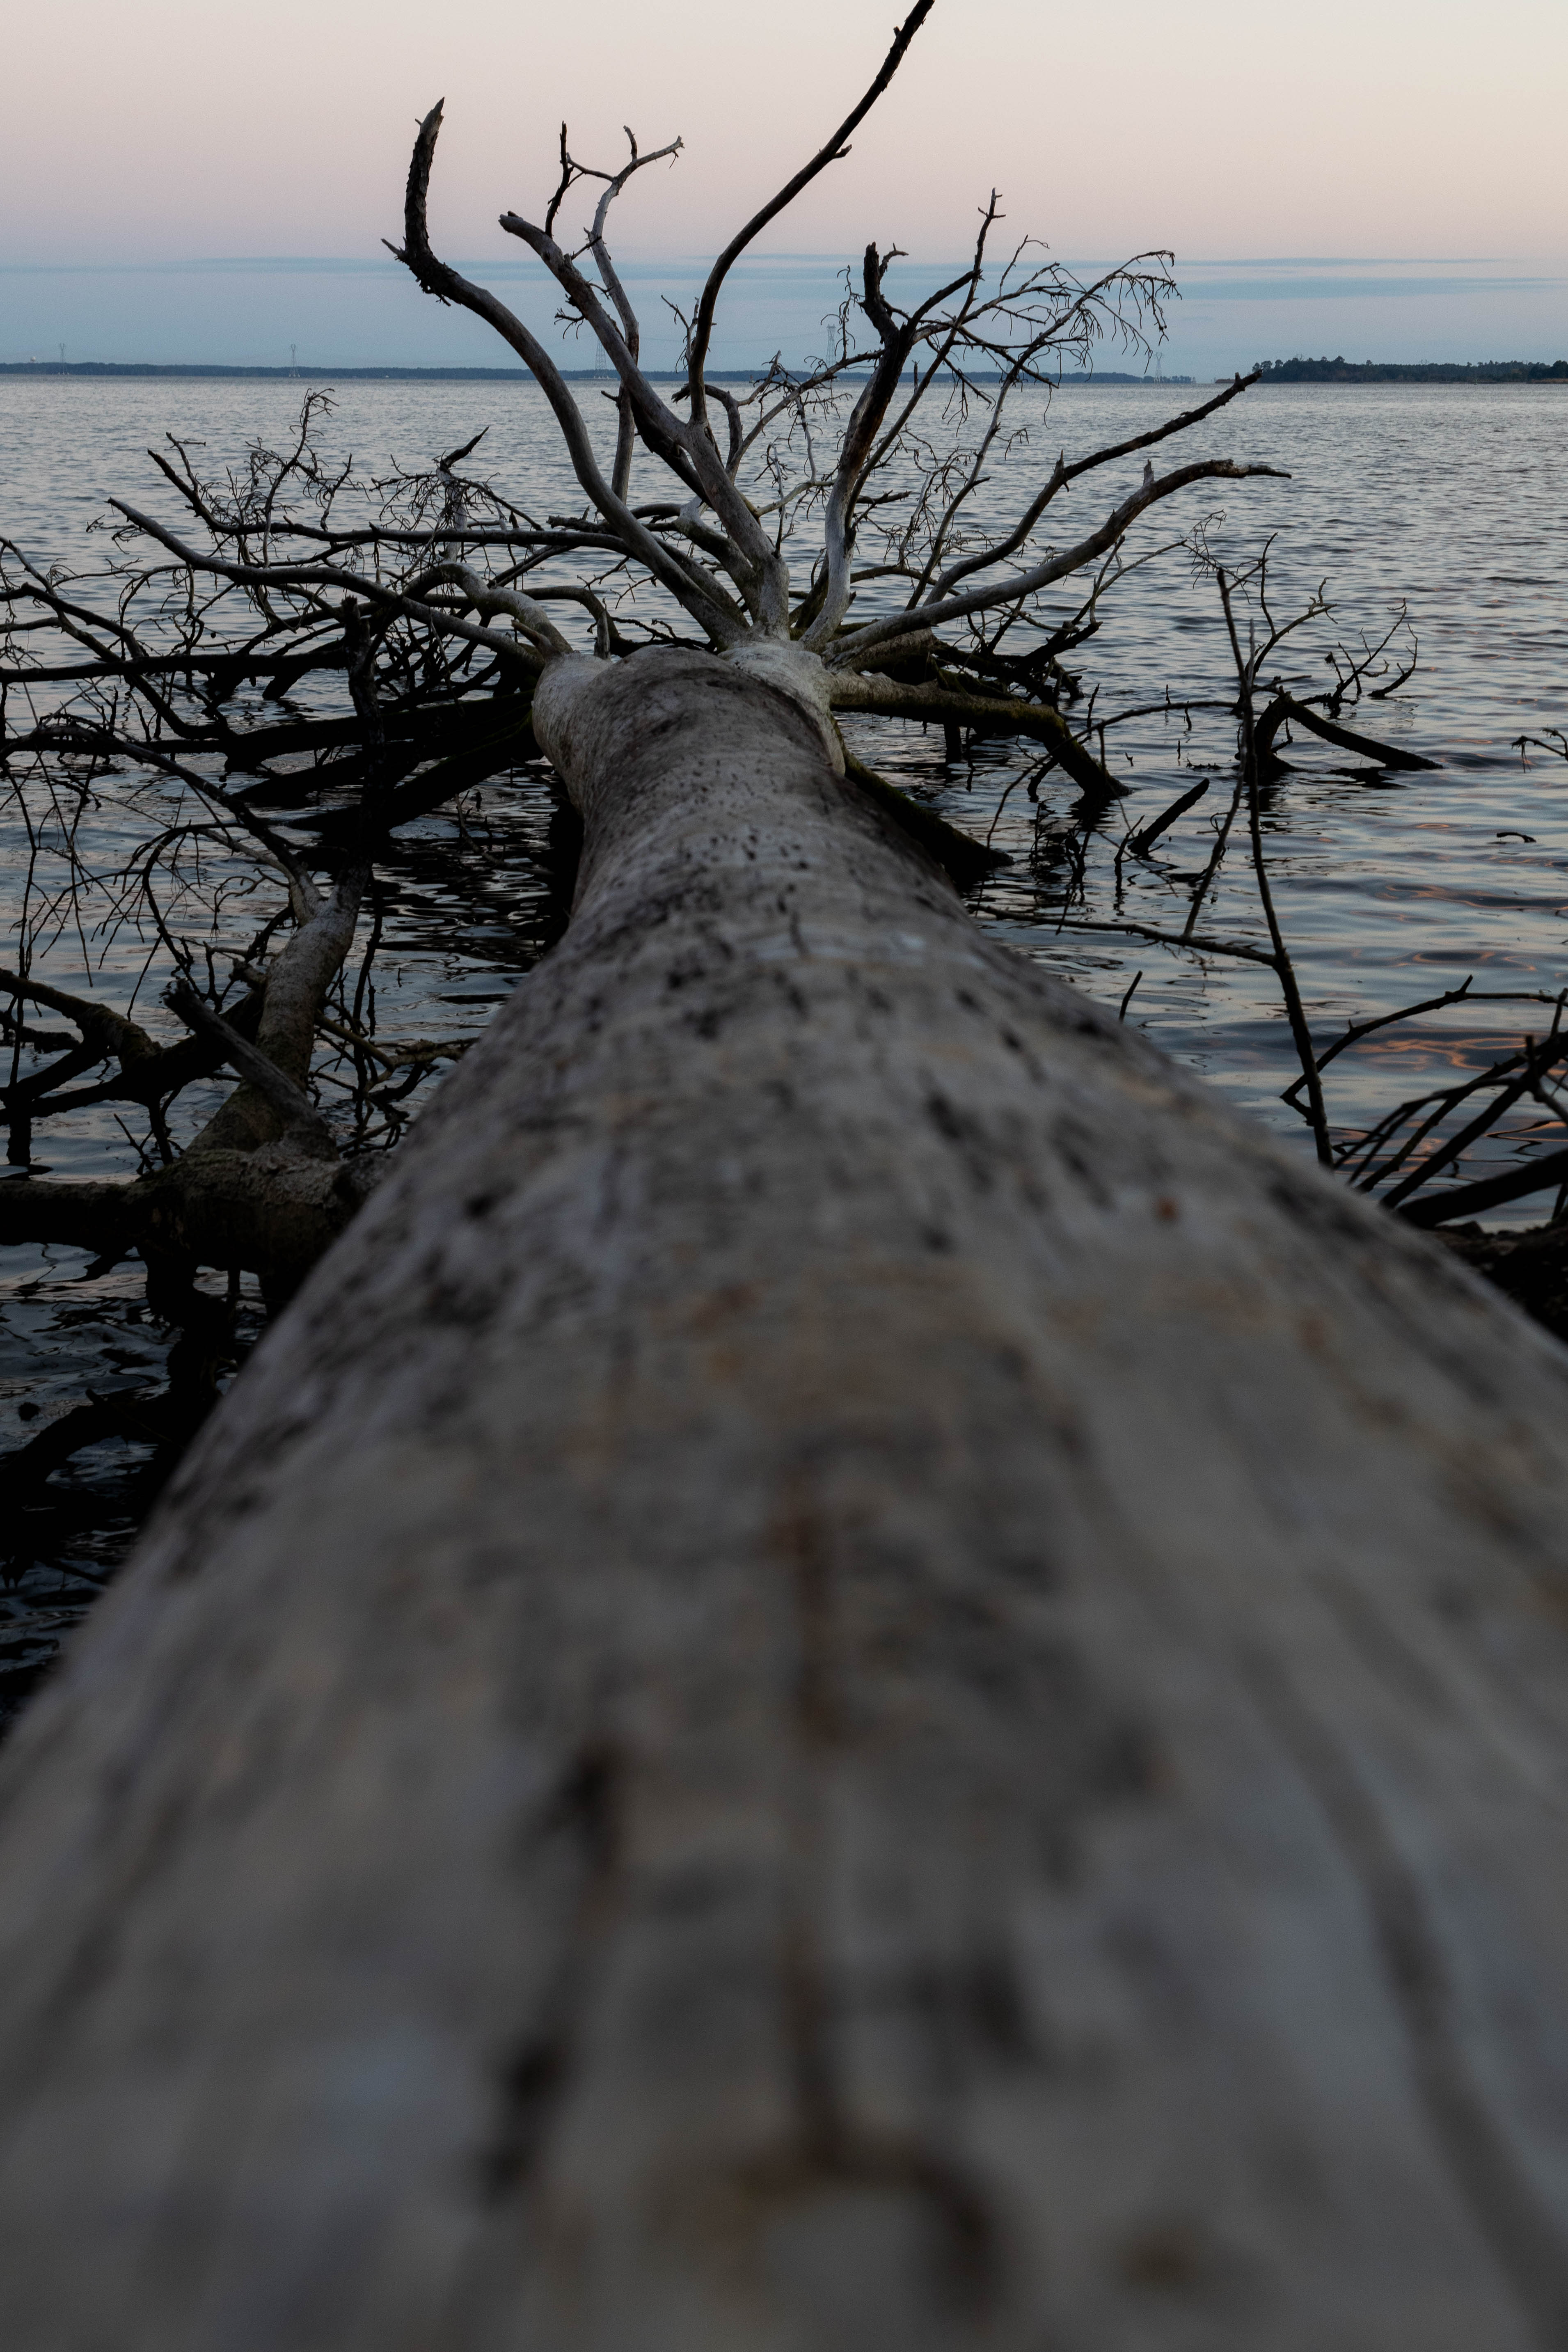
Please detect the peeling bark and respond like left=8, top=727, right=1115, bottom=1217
left=1, top=650, right=1568, bottom=2348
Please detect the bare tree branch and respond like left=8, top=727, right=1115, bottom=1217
left=684, top=0, right=938, bottom=430
left=829, top=458, right=1290, bottom=664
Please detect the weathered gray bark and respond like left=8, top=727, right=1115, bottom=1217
left=2, top=647, right=1568, bottom=2350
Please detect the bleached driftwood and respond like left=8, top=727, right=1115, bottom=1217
left=1, top=648, right=1568, bottom=2348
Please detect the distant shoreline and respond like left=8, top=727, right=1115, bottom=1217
left=1256, top=358, right=1568, bottom=384
left=0, top=360, right=1195, bottom=386
left=14, top=356, right=1562, bottom=389
left=0, top=362, right=740, bottom=382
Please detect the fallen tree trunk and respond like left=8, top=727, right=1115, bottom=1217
left=0, top=1143, right=369, bottom=1301
left=2, top=647, right=1568, bottom=2349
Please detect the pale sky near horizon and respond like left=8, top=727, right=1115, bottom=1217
left=3, top=0, right=1565, bottom=368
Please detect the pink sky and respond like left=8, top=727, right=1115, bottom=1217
left=5, top=0, right=1566, bottom=270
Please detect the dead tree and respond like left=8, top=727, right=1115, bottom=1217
left=0, top=64, right=1298, bottom=1501
left=4, top=8, right=1568, bottom=2346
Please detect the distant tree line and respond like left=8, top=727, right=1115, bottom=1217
left=1257, top=355, right=1568, bottom=383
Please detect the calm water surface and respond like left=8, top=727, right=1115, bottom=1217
left=2, top=376, right=1566, bottom=1710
